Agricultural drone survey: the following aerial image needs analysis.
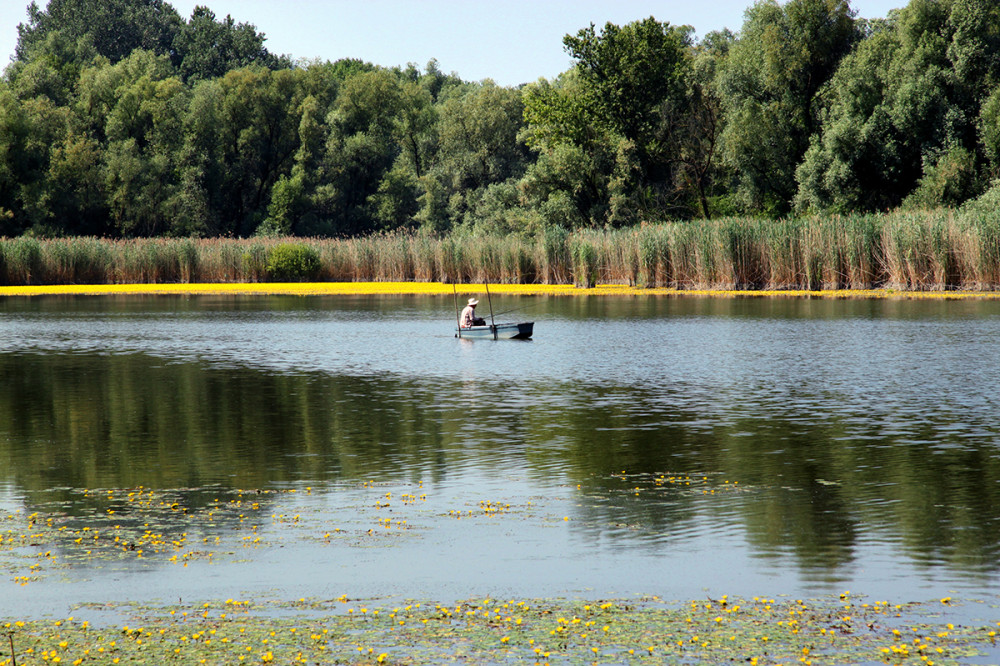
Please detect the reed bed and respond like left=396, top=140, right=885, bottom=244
left=2, top=209, right=1000, bottom=290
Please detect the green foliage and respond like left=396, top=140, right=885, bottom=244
left=370, top=166, right=419, bottom=231
left=902, top=145, right=982, bottom=209
left=980, top=85, right=1000, bottom=177
left=434, top=82, right=528, bottom=195
left=564, top=17, right=691, bottom=154
left=8, top=30, right=98, bottom=105
left=519, top=140, right=605, bottom=227
left=535, top=17, right=714, bottom=223
left=797, top=0, right=1000, bottom=215
left=719, top=0, right=860, bottom=217
left=7, top=0, right=1000, bottom=240
left=265, top=242, right=320, bottom=281
left=570, top=235, right=599, bottom=287
left=260, top=174, right=306, bottom=237
left=172, top=6, right=289, bottom=83
left=16, top=0, right=183, bottom=64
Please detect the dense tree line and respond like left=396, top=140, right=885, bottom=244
left=2, top=0, right=1000, bottom=239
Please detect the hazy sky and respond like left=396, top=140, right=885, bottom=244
left=2, top=0, right=903, bottom=86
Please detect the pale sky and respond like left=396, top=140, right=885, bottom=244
left=2, top=0, right=903, bottom=86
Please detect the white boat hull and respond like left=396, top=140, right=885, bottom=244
left=456, top=322, right=533, bottom=340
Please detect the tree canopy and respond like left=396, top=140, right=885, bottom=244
left=4, top=0, right=1000, bottom=239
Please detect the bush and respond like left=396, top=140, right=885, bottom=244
left=265, top=243, right=320, bottom=282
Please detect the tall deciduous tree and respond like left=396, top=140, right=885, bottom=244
left=7, top=30, right=98, bottom=106
left=563, top=17, right=692, bottom=182
left=173, top=67, right=303, bottom=236
left=524, top=17, right=724, bottom=224
left=310, top=69, right=405, bottom=235
left=76, top=51, right=189, bottom=235
left=172, top=6, right=289, bottom=83
left=436, top=82, right=526, bottom=192
left=16, top=0, right=183, bottom=64
left=718, top=0, right=859, bottom=217
left=521, top=71, right=616, bottom=227
left=670, top=29, right=733, bottom=218
left=797, top=0, right=1000, bottom=213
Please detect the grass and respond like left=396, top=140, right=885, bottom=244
left=3, top=209, right=1000, bottom=291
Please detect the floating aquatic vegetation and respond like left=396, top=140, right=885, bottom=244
left=3, top=281, right=1000, bottom=300
left=606, top=471, right=749, bottom=497
left=4, top=477, right=999, bottom=664
left=0, top=473, right=773, bottom=589
left=2, top=594, right=998, bottom=665
left=1, top=483, right=434, bottom=587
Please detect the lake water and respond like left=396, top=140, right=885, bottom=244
left=2, top=294, right=999, bottom=617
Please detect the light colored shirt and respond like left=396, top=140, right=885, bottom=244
left=460, top=305, right=478, bottom=327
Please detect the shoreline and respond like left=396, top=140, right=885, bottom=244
left=3, top=281, right=1000, bottom=299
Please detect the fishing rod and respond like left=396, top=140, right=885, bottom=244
left=484, top=282, right=497, bottom=340
left=452, top=283, right=462, bottom=338
left=491, top=303, right=535, bottom=318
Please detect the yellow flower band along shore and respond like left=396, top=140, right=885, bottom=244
left=2, top=282, right=1000, bottom=299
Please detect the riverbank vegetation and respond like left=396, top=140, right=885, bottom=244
left=3, top=594, right=998, bottom=665
left=1, top=465, right=997, bottom=663
left=4, top=0, right=1000, bottom=241
left=2, top=207, right=1000, bottom=290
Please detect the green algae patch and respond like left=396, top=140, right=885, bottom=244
left=3, top=594, right=999, bottom=665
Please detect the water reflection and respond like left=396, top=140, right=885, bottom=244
left=1, top=295, right=999, bottom=602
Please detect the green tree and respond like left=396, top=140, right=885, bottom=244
left=0, top=86, right=28, bottom=230
left=981, top=85, right=1000, bottom=178
left=428, top=82, right=529, bottom=230
left=394, top=79, right=437, bottom=180
left=718, top=0, right=859, bottom=216
left=212, top=68, right=303, bottom=235
left=670, top=30, right=733, bottom=218
left=18, top=101, right=107, bottom=235
left=173, top=67, right=304, bottom=236
left=311, top=68, right=405, bottom=235
left=563, top=17, right=692, bottom=178
left=7, top=30, right=97, bottom=106
left=797, top=0, right=1000, bottom=212
left=66, top=50, right=189, bottom=235
left=524, top=17, right=723, bottom=225
left=15, top=0, right=183, bottom=64
left=520, top=71, right=615, bottom=227
left=75, top=49, right=180, bottom=145
left=0, top=86, right=98, bottom=235
left=260, top=90, right=330, bottom=236
left=435, top=82, right=527, bottom=192
left=793, top=26, right=902, bottom=212
left=172, top=6, right=290, bottom=83
left=518, top=141, right=601, bottom=229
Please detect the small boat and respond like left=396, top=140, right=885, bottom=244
left=456, top=322, right=533, bottom=340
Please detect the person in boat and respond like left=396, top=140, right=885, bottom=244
left=460, top=297, right=486, bottom=328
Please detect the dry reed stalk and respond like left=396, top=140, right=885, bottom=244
left=5, top=209, right=1000, bottom=290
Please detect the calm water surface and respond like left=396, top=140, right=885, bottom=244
left=1, top=294, right=999, bottom=616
